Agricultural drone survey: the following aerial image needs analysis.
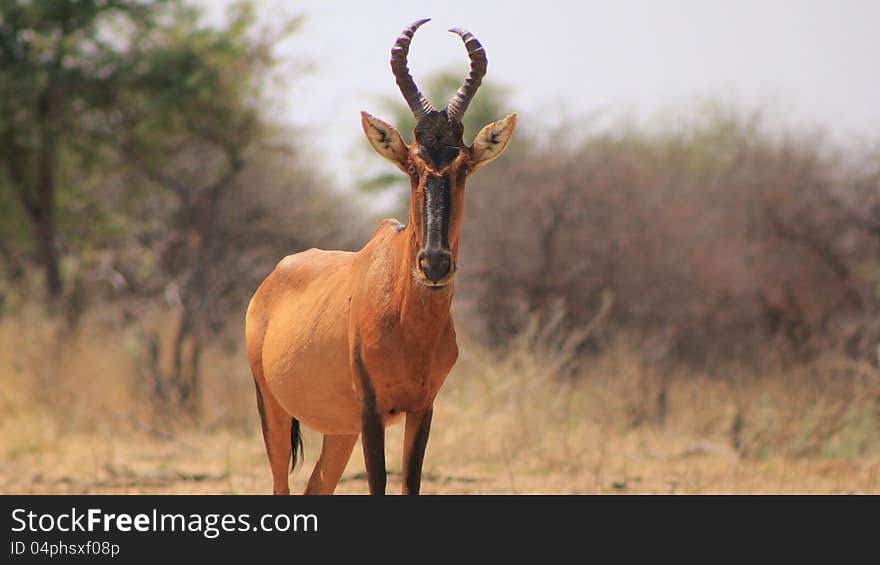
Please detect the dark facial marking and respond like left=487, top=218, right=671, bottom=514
left=423, top=175, right=450, bottom=250
left=414, top=110, right=463, bottom=169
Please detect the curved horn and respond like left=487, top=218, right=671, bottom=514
left=446, top=27, right=488, bottom=123
left=391, top=19, right=435, bottom=120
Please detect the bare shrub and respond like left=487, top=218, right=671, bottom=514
left=459, top=106, right=880, bottom=368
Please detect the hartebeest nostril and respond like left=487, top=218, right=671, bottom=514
left=418, top=250, right=453, bottom=284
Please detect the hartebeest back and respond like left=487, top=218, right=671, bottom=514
left=245, top=19, right=515, bottom=495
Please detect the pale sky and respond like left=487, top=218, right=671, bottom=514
left=222, top=0, right=880, bottom=186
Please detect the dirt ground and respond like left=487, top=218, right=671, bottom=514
left=3, top=422, right=877, bottom=495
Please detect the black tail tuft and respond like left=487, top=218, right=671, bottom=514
left=290, top=418, right=304, bottom=473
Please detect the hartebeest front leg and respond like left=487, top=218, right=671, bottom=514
left=354, top=339, right=386, bottom=495
left=402, top=407, right=434, bottom=495
left=360, top=400, right=386, bottom=495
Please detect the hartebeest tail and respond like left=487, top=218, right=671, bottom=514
left=246, top=19, right=515, bottom=494
left=289, top=418, right=303, bottom=471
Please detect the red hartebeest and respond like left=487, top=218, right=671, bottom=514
left=245, top=19, right=515, bottom=495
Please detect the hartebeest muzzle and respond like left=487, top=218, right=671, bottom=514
left=418, top=250, right=453, bottom=284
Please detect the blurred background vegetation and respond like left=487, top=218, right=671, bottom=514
left=1, top=1, right=878, bottom=492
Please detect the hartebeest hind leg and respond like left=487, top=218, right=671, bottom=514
left=303, top=434, right=358, bottom=494
left=252, top=378, right=293, bottom=495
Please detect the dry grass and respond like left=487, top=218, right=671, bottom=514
left=1, top=308, right=878, bottom=494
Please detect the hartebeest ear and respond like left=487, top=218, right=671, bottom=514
left=361, top=111, right=409, bottom=170
left=471, top=113, right=516, bottom=168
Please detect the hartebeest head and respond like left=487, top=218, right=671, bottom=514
left=361, top=19, right=516, bottom=287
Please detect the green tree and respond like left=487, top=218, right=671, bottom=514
left=0, top=0, right=169, bottom=313
left=0, top=1, right=307, bottom=417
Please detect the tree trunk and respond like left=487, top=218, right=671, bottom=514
left=32, top=208, right=63, bottom=310
left=170, top=298, right=203, bottom=416
left=5, top=141, right=63, bottom=313
left=14, top=90, right=65, bottom=314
